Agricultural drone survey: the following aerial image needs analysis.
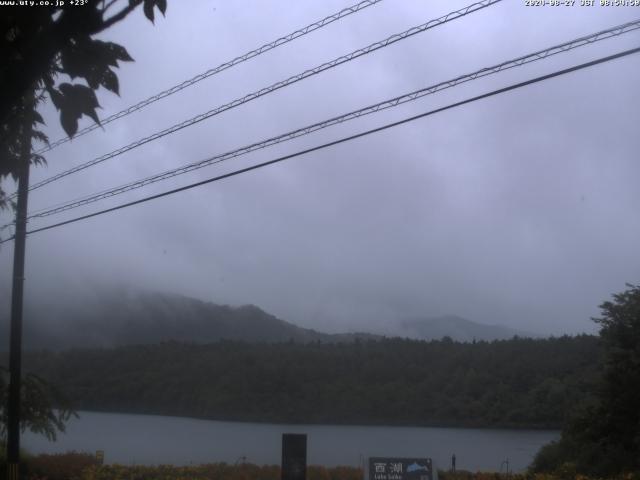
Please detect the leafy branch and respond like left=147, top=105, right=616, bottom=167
left=0, top=0, right=169, bottom=211
left=0, top=366, right=77, bottom=442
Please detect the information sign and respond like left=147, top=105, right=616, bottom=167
left=368, top=457, right=433, bottom=480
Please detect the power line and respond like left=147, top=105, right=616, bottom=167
left=0, top=235, right=15, bottom=244
left=5, top=45, right=635, bottom=243
left=21, top=0, right=502, bottom=196
left=33, top=0, right=385, bottom=156
left=24, top=18, right=640, bottom=220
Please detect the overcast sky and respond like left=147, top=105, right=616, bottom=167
left=1, top=0, right=639, bottom=336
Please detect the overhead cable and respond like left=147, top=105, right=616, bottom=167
left=1, top=45, right=633, bottom=244
left=25, top=19, right=640, bottom=220
left=34, top=0, right=385, bottom=155
left=21, top=0, right=502, bottom=195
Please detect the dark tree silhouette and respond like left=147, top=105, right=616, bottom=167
left=0, top=0, right=169, bottom=449
left=0, top=0, right=167, bottom=210
left=531, top=284, right=640, bottom=476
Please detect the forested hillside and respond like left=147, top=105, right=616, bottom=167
left=0, top=287, right=538, bottom=350
left=0, top=289, right=378, bottom=350
left=17, top=335, right=600, bottom=429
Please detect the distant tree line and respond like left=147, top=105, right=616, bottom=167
left=6, top=335, right=601, bottom=430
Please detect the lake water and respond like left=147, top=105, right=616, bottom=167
left=23, top=411, right=559, bottom=473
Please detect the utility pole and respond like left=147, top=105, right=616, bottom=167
left=6, top=90, right=34, bottom=480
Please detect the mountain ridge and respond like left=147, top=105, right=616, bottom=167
left=0, top=286, right=537, bottom=350
left=395, top=314, right=537, bottom=341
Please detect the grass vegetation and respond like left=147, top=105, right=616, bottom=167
left=2, top=452, right=639, bottom=480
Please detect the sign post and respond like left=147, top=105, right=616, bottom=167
left=282, top=434, right=307, bottom=480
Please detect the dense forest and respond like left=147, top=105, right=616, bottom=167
left=13, top=335, right=600, bottom=429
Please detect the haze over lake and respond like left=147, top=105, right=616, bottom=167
left=23, top=411, right=559, bottom=473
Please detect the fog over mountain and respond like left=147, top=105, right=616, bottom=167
left=394, top=315, right=536, bottom=342
left=1, top=1, right=639, bottom=340
left=0, top=285, right=541, bottom=351
left=0, top=285, right=354, bottom=350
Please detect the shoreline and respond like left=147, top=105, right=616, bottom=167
left=68, top=408, right=562, bottom=433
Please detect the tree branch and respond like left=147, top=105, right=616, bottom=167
left=102, top=0, right=121, bottom=14
left=101, top=0, right=142, bottom=30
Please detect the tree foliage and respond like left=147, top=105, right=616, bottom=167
left=531, top=284, right=640, bottom=476
left=0, top=366, right=76, bottom=442
left=0, top=0, right=168, bottom=210
left=1, top=0, right=170, bottom=444
left=12, top=335, right=601, bottom=430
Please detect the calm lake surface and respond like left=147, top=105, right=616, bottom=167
left=23, top=411, right=559, bottom=473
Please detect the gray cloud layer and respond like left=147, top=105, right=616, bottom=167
left=1, top=0, right=639, bottom=335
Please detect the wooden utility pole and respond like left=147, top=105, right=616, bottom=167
left=6, top=91, right=34, bottom=480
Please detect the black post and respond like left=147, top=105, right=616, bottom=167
left=6, top=93, right=33, bottom=480
left=281, top=433, right=307, bottom=480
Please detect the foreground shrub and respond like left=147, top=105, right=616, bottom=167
left=438, top=472, right=527, bottom=480
left=12, top=458, right=640, bottom=480
left=25, top=452, right=100, bottom=480
left=79, top=463, right=363, bottom=480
